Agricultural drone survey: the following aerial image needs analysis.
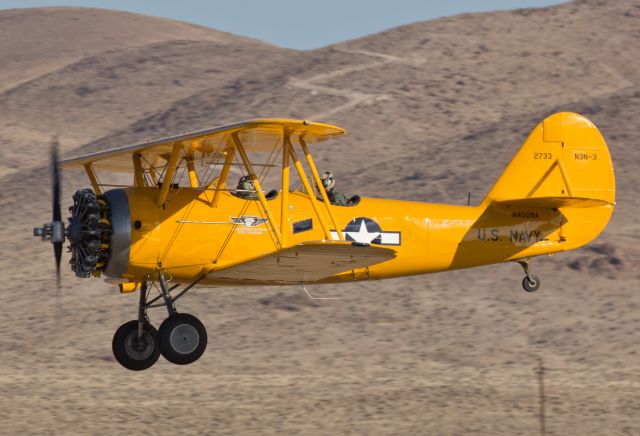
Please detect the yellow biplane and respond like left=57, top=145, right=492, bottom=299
left=33, top=112, right=615, bottom=370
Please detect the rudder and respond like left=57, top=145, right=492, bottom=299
left=482, top=112, right=615, bottom=251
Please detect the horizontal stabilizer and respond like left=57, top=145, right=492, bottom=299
left=496, top=196, right=612, bottom=209
left=209, top=241, right=396, bottom=284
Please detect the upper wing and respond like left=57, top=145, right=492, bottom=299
left=61, top=118, right=346, bottom=173
left=208, top=241, right=396, bottom=285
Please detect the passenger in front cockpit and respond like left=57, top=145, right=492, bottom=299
left=235, top=175, right=258, bottom=200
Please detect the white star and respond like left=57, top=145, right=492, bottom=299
left=346, top=220, right=380, bottom=244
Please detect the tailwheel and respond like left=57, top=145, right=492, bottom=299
left=159, top=313, right=207, bottom=365
left=517, top=259, right=540, bottom=292
left=522, top=274, right=541, bottom=292
left=112, top=320, right=160, bottom=371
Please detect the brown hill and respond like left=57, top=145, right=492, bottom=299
left=0, top=7, right=291, bottom=177
left=0, top=7, right=268, bottom=89
left=1, top=2, right=639, bottom=434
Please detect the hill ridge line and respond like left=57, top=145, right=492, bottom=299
left=0, top=6, right=283, bottom=48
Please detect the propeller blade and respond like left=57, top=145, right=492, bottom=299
left=51, top=139, right=61, bottom=223
left=50, top=138, right=63, bottom=292
left=54, top=240, right=62, bottom=288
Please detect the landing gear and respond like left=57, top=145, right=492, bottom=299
left=111, top=272, right=208, bottom=370
left=112, top=320, right=160, bottom=371
left=159, top=313, right=207, bottom=365
left=522, top=275, right=541, bottom=292
left=517, top=259, right=541, bottom=292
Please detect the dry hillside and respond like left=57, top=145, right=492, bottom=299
left=0, top=7, right=291, bottom=177
left=0, top=2, right=638, bottom=434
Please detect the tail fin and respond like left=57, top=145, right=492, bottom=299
left=483, top=112, right=615, bottom=205
left=483, top=112, right=615, bottom=250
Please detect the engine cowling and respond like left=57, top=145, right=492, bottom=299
left=67, top=189, right=130, bottom=278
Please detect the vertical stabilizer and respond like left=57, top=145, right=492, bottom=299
left=482, top=112, right=615, bottom=251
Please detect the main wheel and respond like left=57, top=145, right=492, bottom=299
left=522, top=274, right=541, bottom=292
left=159, top=313, right=207, bottom=365
left=112, top=320, right=160, bottom=371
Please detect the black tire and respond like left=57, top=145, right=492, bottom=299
left=112, top=320, right=160, bottom=371
left=522, top=274, right=541, bottom=292
left=159, top=313, right=207, bottom=365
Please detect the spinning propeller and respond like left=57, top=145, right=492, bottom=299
left=33, top=139, right=66, bottom=287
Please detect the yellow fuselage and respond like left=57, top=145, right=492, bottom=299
left=122, top=186, right=610, bottom=286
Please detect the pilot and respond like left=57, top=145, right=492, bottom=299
left=236, top=175, right=258, bottom=199
left=320, top=171, right=348, bottom=206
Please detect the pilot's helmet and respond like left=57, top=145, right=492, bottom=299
left=321, top=171, right=335, bottom=190
left=239, top=175, right=254, bottom=188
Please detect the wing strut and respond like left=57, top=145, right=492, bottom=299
left=83, top=163, right=103, bottom=195
left=288, top=143, right=333, bottom=240
left=132, top=153, right=145, bottom=187
left=211, top=145, right=235, bottom=207
left=157, top=143, right=182, bottom=207
left=232, top=132, right=283, bottom=248
left=281, top=134, right=291, bottom=246
left=299, top=137, right=344, bottom=241
left=186, top=155, right=199, bottom=188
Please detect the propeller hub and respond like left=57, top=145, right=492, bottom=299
left=33, top=221, right=66, bottom=242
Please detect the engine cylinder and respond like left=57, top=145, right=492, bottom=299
left=68, top=188, right=130, bottom=278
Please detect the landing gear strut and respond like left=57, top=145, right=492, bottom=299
left=517, top=259, right=540, bottom=292
left=111, top=272, right=208, bottom=371
left=112, top=282, right=161, bottom=371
